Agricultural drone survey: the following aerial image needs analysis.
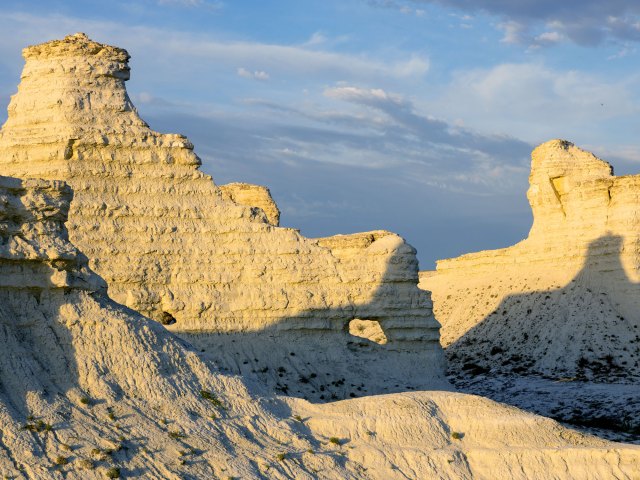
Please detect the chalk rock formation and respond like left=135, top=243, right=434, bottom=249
left=0, top=33, right=443, bottom=394
left=421, top=140, right=640, bottom=381
left=0, top=174, right=345, bottom=478
left=0, top=175, right=638, bottom=479
left=219, top=182, right=280, bottom=226
left=0, top=42, right=638, bottom=477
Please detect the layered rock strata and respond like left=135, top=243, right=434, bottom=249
left=219, top=182, right=280, bottom=226
left=0, top=33, right=443, bottom=392
left=0, top=173, right=638, bottom=479
left=0, top=175, right=334, bottom=478
left=422, top=140, right=640, bottom=381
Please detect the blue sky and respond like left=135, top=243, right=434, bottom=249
left=0, top=1, right=639, bottom=267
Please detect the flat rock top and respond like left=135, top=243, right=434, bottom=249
left=23, top=32, right=129, bottom=61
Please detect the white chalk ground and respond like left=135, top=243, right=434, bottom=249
left=4, top=287, right=638, bottom=479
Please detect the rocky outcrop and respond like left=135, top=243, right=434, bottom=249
left=0, top=39, right=638, bottom=477
left=0, top=174, right=335, bottom=478
left=219, top=182, right=280, bottom=226
left=0, top=174, right=638, bottom=479
left=421, top=140, right=640, bottom=381
left=0, top=176, right=103, bottom=291
left=0, top=33, right=443, bottom=393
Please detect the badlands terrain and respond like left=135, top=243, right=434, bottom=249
left=0, top=33, right=637, bottom=478
left=422, top=140, right=640, bottom=442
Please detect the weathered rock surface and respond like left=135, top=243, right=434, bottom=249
left=0, top=41, right=638, bottom=478
left=421, top=140, right=640, bottom=435
left=0, top=33, right=444, bottom=395
left=219, top=182, right=280, bottom=226
left=1, top=176, right=637, bottom=479
left=422, top=140, right=640, bottom=379
left=0, top=175, right=341, bottom=478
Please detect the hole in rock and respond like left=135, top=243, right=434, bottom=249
left=348, top=319, right=388, bottom=345
left=160, top=311, right=177, bottom=325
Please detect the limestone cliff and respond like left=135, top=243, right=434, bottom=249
left=0, top=175, right=334, bottom=478
left=421, top=140, right=640, bottom=381
left=0, top=174, right=637, bottom=479
left=0, top=33, right=443, bottom=393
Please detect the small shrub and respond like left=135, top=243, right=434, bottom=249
left=90, top=447, right=110, bottom=460
left=200, top=390, right=224, bottom=409
left=106, top=467, right=121, bottom=479
left=54, top=456, right=68, bottom=466
left=21, top=420, right=52, bottom=433
left=78, top=458, right=95, bottom=470
left=79, top=396, right=91, bottom=405
left=168, top=430, right=187, bottom=439
left=328, top=437, right=341, bottom=446
left=276, top=453, right=286, bottom=462
left=451, top=432, right=463, bottom=440
left=293, top=415, right=303, bottom=422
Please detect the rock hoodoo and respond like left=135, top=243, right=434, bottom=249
left=0, top=33, right=444, bottom=396
left=422, top=140, right=640, bottom=380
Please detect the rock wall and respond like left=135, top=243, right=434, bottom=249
left=0, top=174, right=637, bottom=479
left=219, top=182, right=280, bottom=226
left=0, top=174, right=330, bottom=478
left=0, top=33, right=440, bottom=346
left=0, top=176, right=102, bottom=291
left=421, top=140, right=640, bottom=380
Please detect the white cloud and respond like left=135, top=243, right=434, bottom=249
left=368, top=0, right=429, bottom=17
left=498, top=20, right=526, bottom=44
left=303, top=32, right=327, bottom=47
left=533, top=31, right=564, bottom=45
left=237, top=67, right=270, bottom=81
left=325, top=86, right=405, bottom=105
left=431, top=62, right=640, bottom=143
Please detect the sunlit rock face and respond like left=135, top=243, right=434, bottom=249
left=0, top=33, right=445, bottom=394
left=1, top=175, right=637, bottom=478
left=0, top=175, right=321, bottom=479
left=219, top=182, right=280, bottom=226
left=422, top=140, right=640, bottom=380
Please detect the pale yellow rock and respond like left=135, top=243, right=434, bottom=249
left=0, top=33, right=443, bottom=390
left=0, top=47, right=638, bottom=478
left=0, top=173, right=637, bottom=479
left=422, top=140, right=640, bottom=379
left=219, top=182, right=280, bottom=226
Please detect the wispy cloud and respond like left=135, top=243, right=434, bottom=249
left=368, top=0, right=427, bottom=17
left=237, top=67, right=270, bottom=81
left=0, top=12, right=429, bottom=85
left=402, top=0, right=640, bottom=46
left=429, top=62, right=640, bottom=142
